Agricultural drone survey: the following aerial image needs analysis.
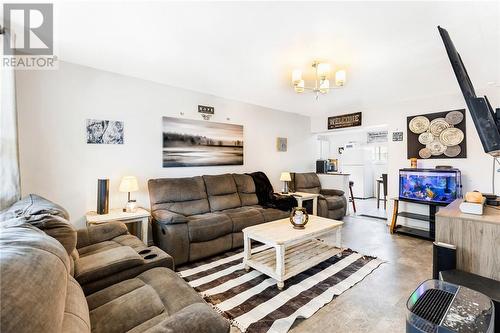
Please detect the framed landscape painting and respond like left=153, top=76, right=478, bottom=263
left=162, top=117, right=244, bottom=167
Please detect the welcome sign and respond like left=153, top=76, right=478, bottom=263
left=328, top=112, right=362, bottom=130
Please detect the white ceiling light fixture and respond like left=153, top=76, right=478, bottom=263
left=292, top=61, right=346, bottom=100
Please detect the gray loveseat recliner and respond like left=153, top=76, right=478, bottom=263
left=148, top=173, right=290, bottom=265
left=0, top=222, right=229, bottom=333
left=0, top=194, right=173, bottom=295
left=291, top=172, right=347, bottom=220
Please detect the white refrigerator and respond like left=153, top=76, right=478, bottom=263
left=339, top=146, right=374, bottom=199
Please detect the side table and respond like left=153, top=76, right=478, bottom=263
left=279, top=192, right=319, bottom=215
left=85, top=208, right=151, bottom=245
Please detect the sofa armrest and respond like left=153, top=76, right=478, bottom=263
left=320, top=189, right=345, bottom=197
left=147, top=303, right=230, bottom=333
left=152, top=210, right=189, bottom=225
left=74, top=246, right=143, bottom=285
left=76, top=221, right=128, bottom=249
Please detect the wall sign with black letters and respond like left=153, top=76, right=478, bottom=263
left=328, top=112, right=362, bottom=130
left=198, top=105, right=214, bottom=114
left=392, top=131, right=404, bottom=142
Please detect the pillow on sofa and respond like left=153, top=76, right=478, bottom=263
left=0, top=194, right=76, bottom=255
left=0, top=194, right=70, bottom=221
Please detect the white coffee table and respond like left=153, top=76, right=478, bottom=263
left=243, top=215, right=343, bottom=290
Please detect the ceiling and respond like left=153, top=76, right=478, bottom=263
left=22, top=1, right=500, bottom=116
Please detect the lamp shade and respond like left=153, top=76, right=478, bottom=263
left=317, top=63, right=331, bottom=78
left=335, top=70, right=346, bottom=86
left=280, top=172, right=292, bottom=182
left=292, top=69, right=302, bottom=83
left=119, top=176, right=139, bottom=192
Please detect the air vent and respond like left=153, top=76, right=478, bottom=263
left=411, top=288, right=454, bottom=324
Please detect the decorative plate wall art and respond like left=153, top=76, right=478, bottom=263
left=407, top=109, right=467, bottom=159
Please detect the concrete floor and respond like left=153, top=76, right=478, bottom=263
left=289, top=214, right=432, bottom=332
left=351, top=197, right=388, bottom=220
left=229, top=214, right=432, bottom=333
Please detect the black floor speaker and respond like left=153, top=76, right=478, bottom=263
left=97, top=179, right=109, bottom=214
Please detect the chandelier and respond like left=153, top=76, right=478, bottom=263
left=292, top=61, right=346, bottom=100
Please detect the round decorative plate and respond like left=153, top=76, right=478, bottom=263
left=409, top=116, right=430, bottom=134
left=444, top=145, right=461, bottom=157
left=445, top=111, right=464, bottom=125
left=418, top=132, right=434, bottom=145
left=439, top=127, right=464, bottom=146
left=427, top=140, right=447, bottom=156
left=419, top=147, right=432, bottom=159
left=429, top=118, right=451, bottom=137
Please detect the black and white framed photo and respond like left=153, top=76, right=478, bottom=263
left=162, top=117, right=244, bottom=167
left=86, top=119, right=124, bottom=144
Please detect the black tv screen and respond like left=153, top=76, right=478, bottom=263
left=438, top=26, right=500, bottom=157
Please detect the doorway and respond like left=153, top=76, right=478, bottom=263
left=317, top=125, right=389, bottom=220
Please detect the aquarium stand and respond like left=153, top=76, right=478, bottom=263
left=390, top=198, right=437, bottom=241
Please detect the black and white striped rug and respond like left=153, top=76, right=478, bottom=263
left=179, top=245, right=383, bottom=333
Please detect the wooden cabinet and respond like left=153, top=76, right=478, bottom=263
left=436, top=199, right=500, bottom=280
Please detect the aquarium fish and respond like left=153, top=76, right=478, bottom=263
left=426, top=188, right=435, bottom=199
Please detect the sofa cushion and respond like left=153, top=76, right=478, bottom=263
left=203, top=174, right=242, bottom=211
left=0, top=195, right=77, bottom=255
left=233, top=174, right=259, bottom=206
left=74, top=246, right=144, bottom=285
left=294, top=173, right=322, bottom=194
left=222, top=207, right=265, bottom=232
left=76, top=222, right=129, bottom=250
left=148, top=177, right=210, bottom=216
left=0, top=193, right=70, bottom=221
left=252, top=206, right=290, bottom=222
left=152, top=210, right=189, bottom=225
left=323, top=195, right=345, bottom=210
left=187, top=213, right=233, bottom=242
left=86, top=267, right=229, bottom=333
left=0, top=224, right=90, bottom=333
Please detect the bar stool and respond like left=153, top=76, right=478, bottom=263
left=349, top=180, right=356, bottom=213
left=377, top=174, right=388, bottom=210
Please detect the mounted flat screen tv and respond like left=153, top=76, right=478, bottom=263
left=438, top=26, right=500, bottom=157
left=399, top=168, right=462, bottom=206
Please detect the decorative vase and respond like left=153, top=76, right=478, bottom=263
left=125, top=200, right=138, bottom=213
left=290, top=207, right=309, bottom=229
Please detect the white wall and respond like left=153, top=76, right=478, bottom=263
left=16, top=62, right=315, bottom=227
left=311, top=91, right=500, bottom=227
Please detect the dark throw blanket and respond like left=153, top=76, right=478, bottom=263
left=247, top=171, right=297, bottom=212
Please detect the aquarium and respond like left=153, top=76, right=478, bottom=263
left=399, top=169, right=461, bottom=205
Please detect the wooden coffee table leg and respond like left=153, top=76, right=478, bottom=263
left=276, top=245, right=285, bottom=290
left=243, top=234, right=251, bottom=271
left=336, top=227, right=342, bottom=249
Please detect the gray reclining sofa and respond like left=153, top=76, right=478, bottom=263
left=148, top=173, right=290, bottom=265
left=0, top=194, right=173, bottom=295
left=0, top=222, right=229, bottom=333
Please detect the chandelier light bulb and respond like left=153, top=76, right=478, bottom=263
left=317, top=63, right=331, bottom=78
left=292, top=69, right=302, bottom=83
left=319, top=79, right=330, bottom=94
left=335, top=70, right=346, bottom=86
left=294, top=79, right=305, bottom=93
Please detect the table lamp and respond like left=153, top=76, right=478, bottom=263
left=280, top=172, right=291, bottom=194
left=119, top=176, right=139, bottom=212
